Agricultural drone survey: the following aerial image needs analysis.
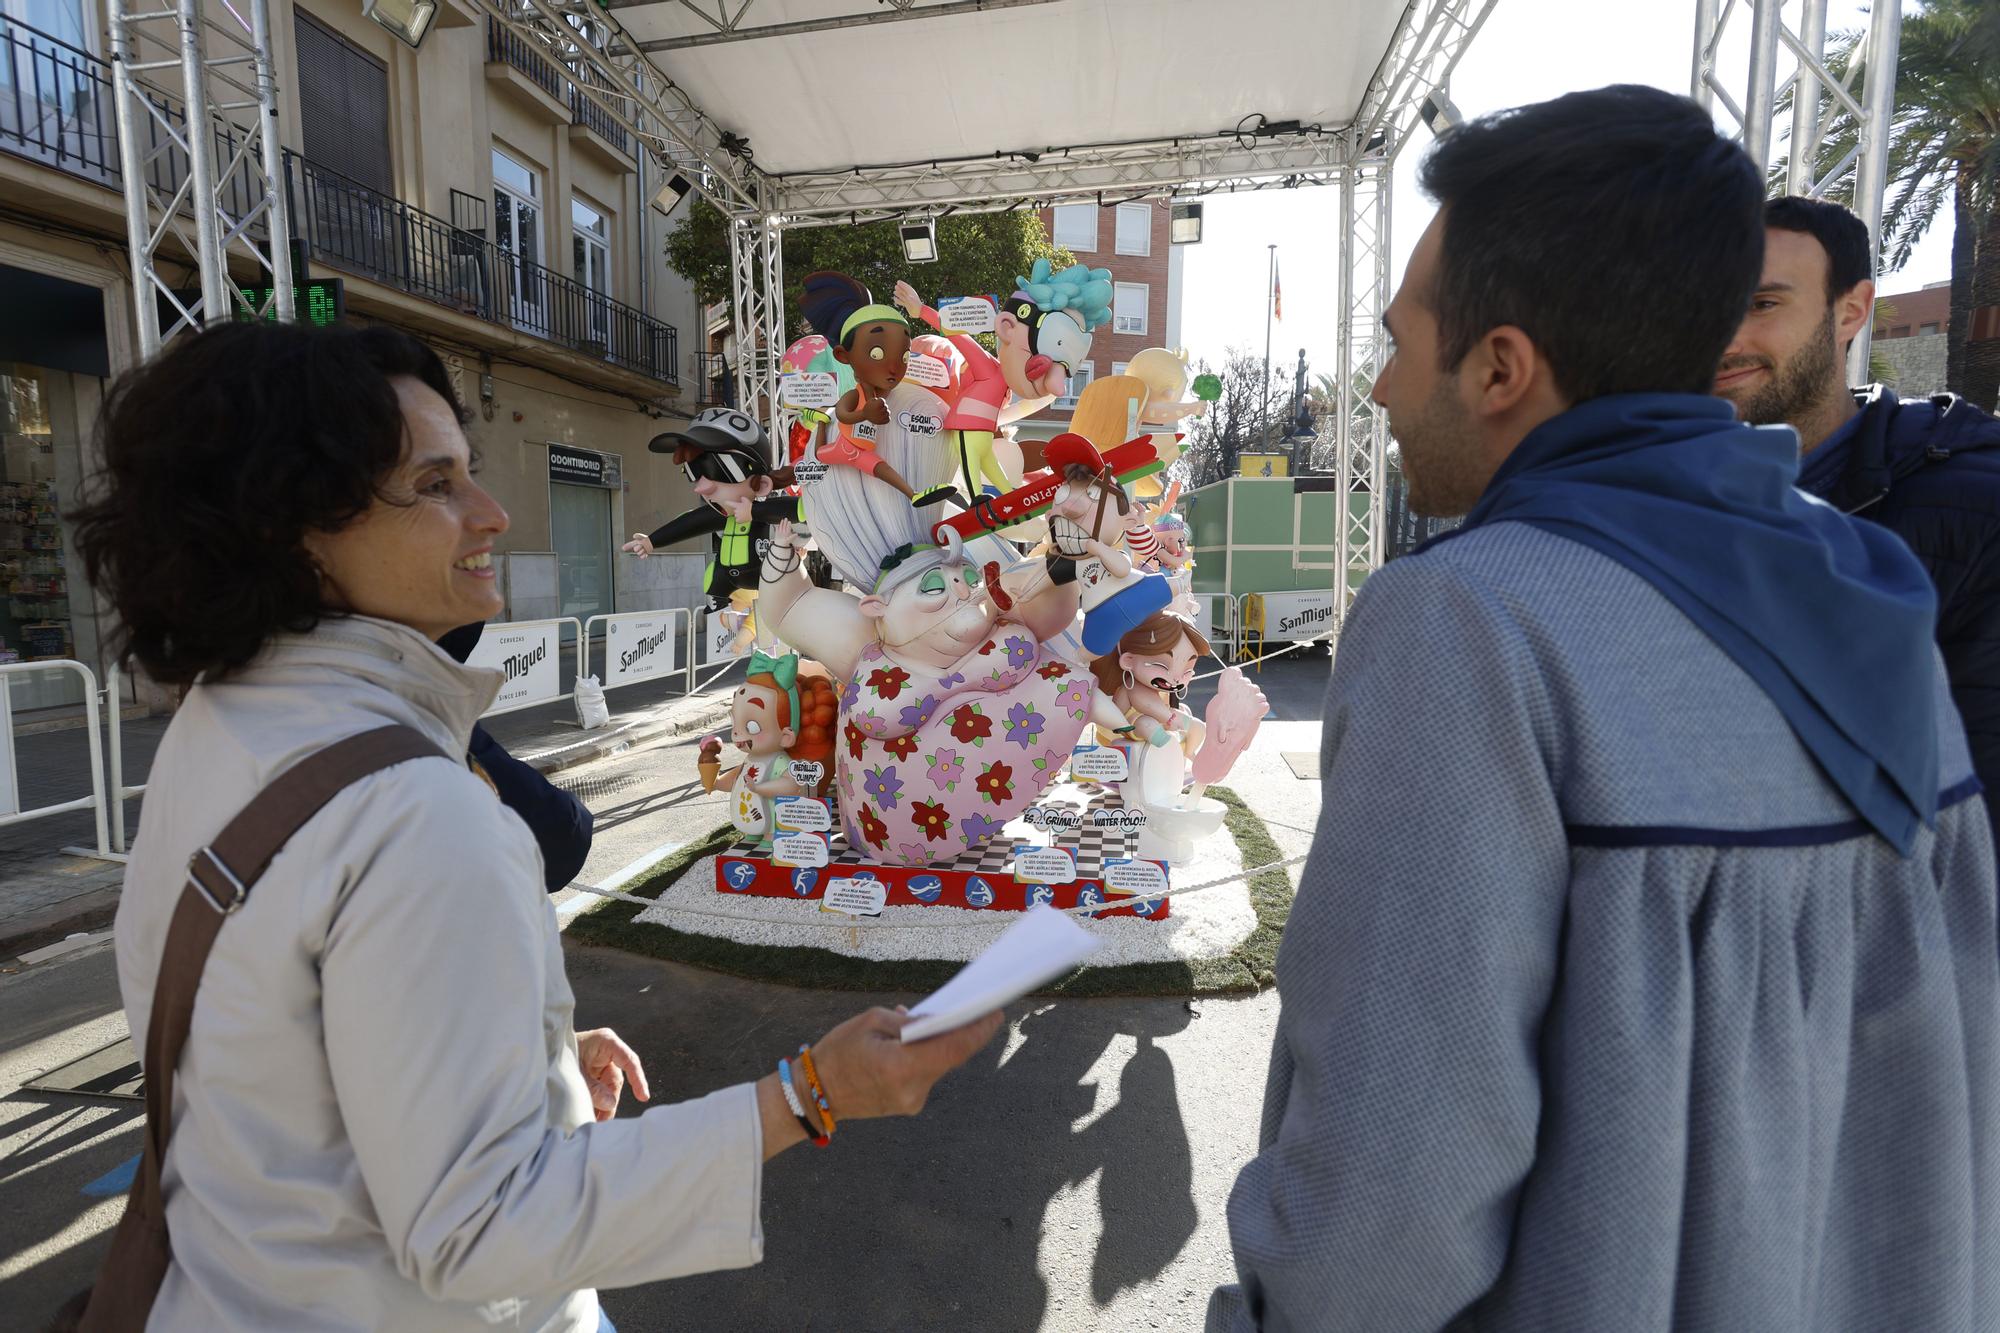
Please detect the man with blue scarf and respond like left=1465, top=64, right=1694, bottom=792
left=1211, top=86, right=1998, bottom=1333
left=1716, top=195, right=2000, bottom=844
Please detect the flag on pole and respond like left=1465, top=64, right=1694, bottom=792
left=1272, top=258, right=1283, bottom=322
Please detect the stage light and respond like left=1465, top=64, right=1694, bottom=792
left=1419, top=90, right=1464, bottom=134
left=363, top=0, right=436, bottom=48
left=900, top=217, right=938, bottom=264
left=654, top=172, right=693, bottom=213
left=1170, top=201, right=1204, bottom=245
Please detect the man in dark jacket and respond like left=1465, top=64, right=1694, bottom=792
left=1716, top=195, right=2000, bottom=839
left=436, top=621, right=595, bottom=891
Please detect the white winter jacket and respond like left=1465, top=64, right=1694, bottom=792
left=114, top=616, right=764, bottom=1331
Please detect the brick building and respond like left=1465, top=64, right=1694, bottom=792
left=1012, top=200, right=1186, bottom=446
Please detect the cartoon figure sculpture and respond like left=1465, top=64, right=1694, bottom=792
left=1039, top=434, right=1174, bottom=654
left=623, top=407, right=801, bottom=612
left=752, top=413, right=1107, bottom=866
left=1125, top=347, right=1210, bottom=490
left=780, top=333, right=848, bottom=472
left=1124, top=480, right=1194, bottom=599
left=697, top=651, right=837, bottom=846
left=1088, top=612, right=1265, bottom=862
left=894, top=257, right=1113, bottom=516
left=797, top=271, right=961, bottom=508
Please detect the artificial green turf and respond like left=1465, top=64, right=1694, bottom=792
left=564, top=785, right=1293, bottom=998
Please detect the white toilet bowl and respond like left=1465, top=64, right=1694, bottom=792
left=1121, top=740, right=1228, bottom=864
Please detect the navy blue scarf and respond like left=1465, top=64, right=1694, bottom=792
left=1429, top=393, right=1940, bottom=852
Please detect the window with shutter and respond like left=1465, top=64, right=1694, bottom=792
left=294, top=12, right=392, bottom=195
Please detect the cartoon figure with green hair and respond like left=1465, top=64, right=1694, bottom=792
left=894, top=257, right=1113, bottom=519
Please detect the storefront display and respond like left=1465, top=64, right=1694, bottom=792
left=1, top=368, right=73, bottom=671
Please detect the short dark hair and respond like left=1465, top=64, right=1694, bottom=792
left=71, top=321, right=464, bottom=686
left=1764, top=195, right=1872, bottom=301
left=1416, top=84, right=1765, bottom=402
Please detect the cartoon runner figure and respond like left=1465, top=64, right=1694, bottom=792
left=622, top=407, right=802, bottom=611
left=797, top=271, right=962, bottom=509
left=893, top=259, right=1112, bottom=520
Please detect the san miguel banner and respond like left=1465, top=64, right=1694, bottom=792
left=467, top=620, right=562, bottom=714
left=604, top=613, right=685, bottom=688
left=1252, top=589, right=1337, bottom=641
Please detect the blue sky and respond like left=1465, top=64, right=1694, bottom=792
left=1178, top=0, right=1946, bottom=379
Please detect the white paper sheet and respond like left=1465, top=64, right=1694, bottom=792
left=900, top=906, right=1103, bottom=1042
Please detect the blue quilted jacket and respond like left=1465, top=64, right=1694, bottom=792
left=1800, top=386, right=2000, bottom=841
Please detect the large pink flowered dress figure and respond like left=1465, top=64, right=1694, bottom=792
left=832, top=624, right=1093, bottom=866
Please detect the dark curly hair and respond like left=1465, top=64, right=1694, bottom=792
left=70, top=321, right=465, bottom=686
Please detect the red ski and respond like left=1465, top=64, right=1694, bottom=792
left=930, top=435, right=1169, bottom=545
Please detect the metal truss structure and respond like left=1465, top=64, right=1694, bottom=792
left=1335, top=159, right=1393, bottom=620
left=1692, top=0, right=1901, bottom=380
left=109, top=0, right=293, bottom=356
left=110, top=0, right=1495, bottom=601
left=728, top=212, right=786, bottom=426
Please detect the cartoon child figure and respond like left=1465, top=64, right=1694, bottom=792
left=697, top=650, right=837, bottom=846
left=798, top=271, right=961, bottom=509
left=894, top=257, right=1113, bottom=518
left=623, top=407, right=802, bottom=612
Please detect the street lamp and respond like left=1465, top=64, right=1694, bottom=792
left=363, top=0, right=437, bottom=48
left=899, top=217, right=939, bottom=263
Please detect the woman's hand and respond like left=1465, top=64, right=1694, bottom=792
left=814, top=1006, right=1002, bottom=1119
left=623, top=533, right=655, bottom=558
left=576, top=1028, right=650, bottom=1122
left=893, top=280, right=924, bottom=321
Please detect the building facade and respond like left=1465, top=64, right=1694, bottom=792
left=1872, top=280, right=1951, bottom=400
left=0, top=0, right=711, bottom=713
left=1014, top=199, right=1185, bottom=447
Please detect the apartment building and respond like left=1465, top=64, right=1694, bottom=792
left=0, top=0, right=710, bottom=712
left=1016, top=198, right=1185, bottom=447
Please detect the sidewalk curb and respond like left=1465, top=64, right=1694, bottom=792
left=1, top=884, right=123, bottom=963
left=524, top=695, right=732, bottom=777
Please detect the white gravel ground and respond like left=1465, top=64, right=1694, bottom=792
left=631, top=798, right=1259, bottom=966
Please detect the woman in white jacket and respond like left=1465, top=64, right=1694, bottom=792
left=69, top=322, right=1000, bottom=1331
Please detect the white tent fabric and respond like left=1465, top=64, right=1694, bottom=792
left=617, top=0, right=1406, bottom=177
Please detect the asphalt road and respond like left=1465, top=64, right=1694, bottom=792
left=0, top=653, right=1334, bottom=1329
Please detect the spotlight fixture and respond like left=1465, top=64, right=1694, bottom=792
left=363, top=0, right=436, bottom=47
left=900, top=217, right=938, bottom=264
left=1419, top=89, right=1464, bottom=134
left=1170, top=201, right=1204, bottom=246
left=653, top=172, right=693, bottom=213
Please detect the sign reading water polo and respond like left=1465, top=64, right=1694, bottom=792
left=1251, top=589, right=1336, bottom=642
left=466, top=619, right=563, bottom=715
left=603, top=612, right=684, bottom=687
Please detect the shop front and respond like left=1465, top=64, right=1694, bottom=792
left=0, top=262, right=113, bottom=714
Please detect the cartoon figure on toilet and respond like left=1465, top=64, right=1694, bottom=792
left=1088, top=612, right=1267, bottom=863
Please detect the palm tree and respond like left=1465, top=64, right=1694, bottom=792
left=1801, top=0, right=2000, bottom=409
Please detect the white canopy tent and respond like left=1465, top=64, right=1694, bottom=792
left=111, top=0, right=1903, bottom=614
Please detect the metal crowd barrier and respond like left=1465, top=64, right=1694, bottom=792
left=0, top=659, right=111, bottom=861
left=580, top=607, right=696, bottom=696
left=470, top=616, right=585, bottom=719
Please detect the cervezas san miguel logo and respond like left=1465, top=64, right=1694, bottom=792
left=501, top=640, right=547, bottom=681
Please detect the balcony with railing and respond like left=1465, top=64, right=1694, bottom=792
left=1, top=13, right=264, bottom=218
left=485, top=17, right=629, bottom=159
left=285, top=152, right=676, bottom=383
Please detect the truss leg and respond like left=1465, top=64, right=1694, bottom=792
left=1691, top=0, right=1900, bottom=385
left=110, top=0, right=293, bottom=358
left=1335, top=159, right=1392, bottom=631
left=728, top=214, right=786, bottom=454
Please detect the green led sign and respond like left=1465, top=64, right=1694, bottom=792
left=233, top=278, right=345, bottom=327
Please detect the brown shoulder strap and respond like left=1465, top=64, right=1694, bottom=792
left=140, top=725, right=446, bottom=1169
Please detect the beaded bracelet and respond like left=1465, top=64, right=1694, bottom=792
left=777, top=1057, right=830, bottom=1147
left=795, top=1044, right=837, bottom=1135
